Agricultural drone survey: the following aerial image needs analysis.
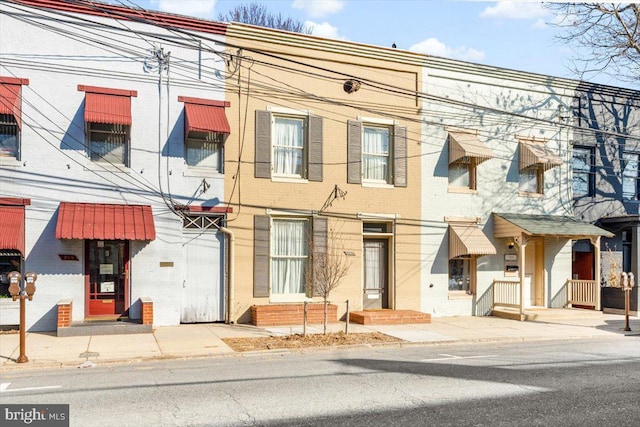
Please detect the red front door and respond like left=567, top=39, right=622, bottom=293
left=86, top=240, right=129, bottom=317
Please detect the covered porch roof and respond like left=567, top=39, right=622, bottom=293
left=493, top=213, right=614, bottom=240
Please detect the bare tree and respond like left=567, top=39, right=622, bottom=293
left=218, top=2, right=312, bottom=34
left=306, top=225, right=352, bottom=335
left=546, top=3, right=640, bottom=84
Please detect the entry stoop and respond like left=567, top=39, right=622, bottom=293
left=349, top=309, right=432, bottom=325
left=57, top=319, right=152, bottom=337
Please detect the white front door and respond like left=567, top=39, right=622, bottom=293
left=181, top=230, right=225, bottom=323
left=524, top=244, right=536, bottom=307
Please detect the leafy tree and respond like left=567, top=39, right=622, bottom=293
left=546, top=3, right=640, bottom=84
left=218, top=2, right=311, bottom=34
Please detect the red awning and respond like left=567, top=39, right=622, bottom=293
left=0, top=206, right=25, bottom=255
left=84, top=93, right=132, bottom=125
left=184, top=102, right=230, bottom=134
left=0, top=83, right=21, bottom=129
left=56, top=202, right=156, bottom=240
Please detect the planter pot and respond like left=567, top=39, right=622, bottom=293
left=0, top=298, right=20, bottom=325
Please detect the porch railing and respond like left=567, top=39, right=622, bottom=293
left=493, top=280, right=520, bottom=308
left=567, top=279, right=598, bottom=309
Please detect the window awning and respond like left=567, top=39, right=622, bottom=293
left=183, top=100, right=231, bottom=135
left=448, top=131, right=494, bottom=165
left=493, top=213, right=614, bottom=239
left=449, top=222, right=497, bottom=259
left=84, top=92, right=132, bottom=125
left=0, top=83, right=21, bottom=129
left=56, top=202, right=156, bottom=240
left=0, top=206, right=25, bottom=255
left=519, top=140, right=562, bottom=171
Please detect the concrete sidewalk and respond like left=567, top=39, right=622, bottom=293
left=1, top=313, right=639, bottom=371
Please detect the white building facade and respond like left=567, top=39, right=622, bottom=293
left=0, top=0, right=232, bottom=330
left=419, top=58, right=612, bottom=317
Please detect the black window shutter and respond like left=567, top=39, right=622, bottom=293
left=253, top=215, right=270, bottom=297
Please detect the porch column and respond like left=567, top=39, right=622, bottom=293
left=517, top=235, right=525, bottom=319
left=592, top=236, right=602, bottom=311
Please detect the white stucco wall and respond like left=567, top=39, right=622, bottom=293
left=0, top=4, right=227, bottom=330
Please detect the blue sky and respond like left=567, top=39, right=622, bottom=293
left=119, top=1, right=622, bottom=87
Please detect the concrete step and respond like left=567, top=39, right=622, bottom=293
left=57, top=320, right=152, bottom=337
left=492, top=307, right=603, bottom=322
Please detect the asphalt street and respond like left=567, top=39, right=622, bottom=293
left=2, top=336, right=640, bottom=426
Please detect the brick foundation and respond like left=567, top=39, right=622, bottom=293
left=349, top=309, right=431, bottom=325
left=140, top=297, right=153, bottom=325
left=251, top=303, right=337, bottom=326
left=57, top=299, right=72, bottom=328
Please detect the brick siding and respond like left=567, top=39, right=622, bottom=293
left=56, top=299, right=72, bottom=328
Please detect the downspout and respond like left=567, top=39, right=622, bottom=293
left=220, top=226, right=235, bottom=324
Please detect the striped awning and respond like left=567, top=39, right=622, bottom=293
left=184, top=103, right=230, bottom=134
left=519, top=139, right=562, bottom=171
left=449, top=131, right=494, bottom=165
left=56, top=202, right=156, bottom=240
left=84, top=92, right=132, bottom=125
left=0, top=206, right=25, bottom=255
left=449, top=222, right=497, bottom=259
left=0, top=83, right=21, bottom=129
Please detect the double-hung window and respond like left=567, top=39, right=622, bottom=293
left=362, top=125, right=391, bottom=182
left=623, top=152, right=640, bottom=201
left=572, top=146, right=595, bottom=198
left=79, top=85, right=136, bottom=167
left=347, top=118, right=407, bottom=187
left=0, top=77, right=28, bottom=161
left=271, top=218, right=309, bottom=296
left=254, top=108, right=323, bottom=181
left=273, top=116, right=305, bottom=177
left=253, top=215, right=328, bottom=300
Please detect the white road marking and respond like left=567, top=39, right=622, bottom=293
left=420, top=354, right=495, bottom=362
left=0, top=382, right=62, bottom=393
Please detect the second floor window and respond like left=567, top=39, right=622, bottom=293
left=0, top=114, right=18, bottom=159
left=273, top=116, right=306, bottom=177
left=362, top=125, right=391, bottom=182
left=186, top=131, right=223, bottom=172
left=572, top=146, right=595, bottom=198
left=88, top=122, right=129, bottom=165
left=623, top=152, right=640, bottom=201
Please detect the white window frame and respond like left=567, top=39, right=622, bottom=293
left=269, top=217, right=310, bottom=302
left=87, top=122, right=129, bottom=166
left=623, top=152, right=640, bottom=201
left=271, top=114, right=308, bottom=180
left=185, top=130, right=224, bottom=173
left=362, top=123, right=392, bottom=184
left=0, top=113, right=19, bottom=160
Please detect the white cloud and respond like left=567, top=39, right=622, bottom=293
left=292, top=0, right=344, bottom=18
left=409, top=37, right=485, bottom=62
left=480, top=1, right=548, bottom=20
left=150, top=0, right=217, bottom=17
left=305, top=20, right=346, bottom=40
